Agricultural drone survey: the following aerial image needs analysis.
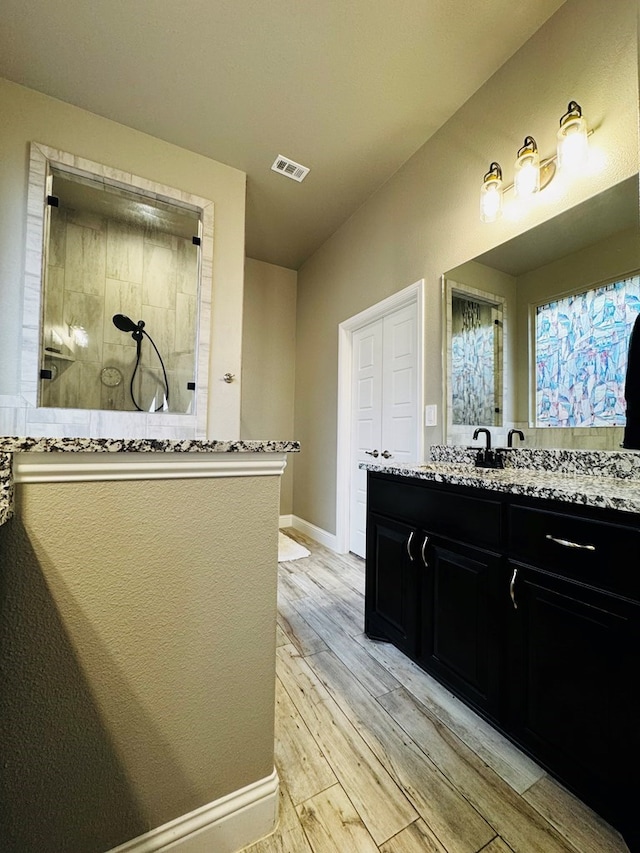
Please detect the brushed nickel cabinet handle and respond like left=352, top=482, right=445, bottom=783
left=406, top=530, right=415, bottom=561
left=545, top=534, right=596, bottom=551
left=421, top=535, right=430, bottom=568
left=510, top=567, right=518, bottom=609
left=364, top=449, right=379, bottom=457
left=381, top=450, right=393, bottom=459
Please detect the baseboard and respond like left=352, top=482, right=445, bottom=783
left=289, top=515, right=341, bottom=553
left=278, top=513, right=294, bottom=528
left=108, top=768, right=279, bottom=853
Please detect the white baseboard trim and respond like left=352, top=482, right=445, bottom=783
left=278, top=513, right=294, bottom=528
left=108, top=768, right=279, bottom=853
left=289, top=515, right=342, bottom=553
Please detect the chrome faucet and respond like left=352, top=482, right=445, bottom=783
left=507, top=428, right=525, bottom=448
left=472, top=427, right=492, bottom=449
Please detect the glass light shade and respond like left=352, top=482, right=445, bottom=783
left=514, top=137, right=540, bottom=198
left=480, top=162, right=503, bottom=223
left=557, top=101, right=588, bottom=175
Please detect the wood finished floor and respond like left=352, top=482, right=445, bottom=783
left=241, top=529, right=630, bottom=853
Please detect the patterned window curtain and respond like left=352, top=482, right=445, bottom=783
left=535, top=275, right=640, bottom=427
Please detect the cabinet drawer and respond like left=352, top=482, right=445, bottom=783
left=508, top=504, right=640, bottom=600
left=368, top=474, right=503, bottom=549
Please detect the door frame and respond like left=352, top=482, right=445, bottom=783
left=336, top=279, right=425, bottom=554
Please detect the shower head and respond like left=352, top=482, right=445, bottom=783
left=112, top=313, right=139, bottom=333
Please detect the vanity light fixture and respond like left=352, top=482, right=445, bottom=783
left=514, top=136, right=541, bottom=198
left=557, top=100, right=589, bottom=175
left=480, top=162, right=503, bottom=223
left=480, top=99, right=590, bottom=223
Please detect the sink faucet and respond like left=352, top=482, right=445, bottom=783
left=507, top=429, right=525, bottom=448
left=472, top=427, right=492, bottom=449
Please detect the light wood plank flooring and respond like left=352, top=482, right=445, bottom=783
left=242, top=529, right=630, bottom=853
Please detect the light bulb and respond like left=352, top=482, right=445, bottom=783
left=480, top=162, right=503, bottom=223
left=557, top=101, right=588, bottom=175
left=514, top=136, right=540, bottom=198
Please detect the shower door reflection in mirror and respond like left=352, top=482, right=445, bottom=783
left=451, top=292, right=503, bottom=426
left=40, top=169, right=201, bottom=414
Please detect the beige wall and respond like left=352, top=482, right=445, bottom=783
left=242, top=258, right=297, bottom=515
left=293, top=0, right=640, bottom=533
left=0, top=474, right=280, bottom=853
left=0, top=78, right=246, bottom=438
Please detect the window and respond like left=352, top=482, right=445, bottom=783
left=535, top=275, right=640, bottom=427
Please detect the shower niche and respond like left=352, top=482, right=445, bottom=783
left=21, top=142, right=214, bottom=438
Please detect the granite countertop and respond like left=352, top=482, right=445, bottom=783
left=361, top=454, right=640, bottom=516
left=0, top=436, right=300, bottom=454
left=0, top=436, right=300, bottom=527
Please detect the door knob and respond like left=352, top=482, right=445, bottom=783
left=364, top=449, right=379, bottom=457
left=380, top=450, right=393, bottom=459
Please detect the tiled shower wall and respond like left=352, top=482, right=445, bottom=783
left=451, top=294, right=501, bottom=426
left=41, top=207, right=198, bottom=414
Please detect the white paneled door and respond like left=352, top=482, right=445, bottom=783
left=349, top=302, right=419, bottom=557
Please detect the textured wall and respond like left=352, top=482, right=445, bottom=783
left=293, top=0, right=639, bottom=533
left=242, top=258, right=297, bottom=515
left=0, top=474, right=280, bottom=853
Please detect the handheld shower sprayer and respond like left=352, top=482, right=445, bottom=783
left=112, top=313, right=140, bottom=334
left=111, top=314, right=170, bottom=411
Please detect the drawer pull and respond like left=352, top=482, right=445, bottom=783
left=545, top=534, right=596, bottom=552
left=510, top=567, right=518, bottom=609
left=421, top=535, right=430, bottom=568
left=406, top=530, right=415, bottom=561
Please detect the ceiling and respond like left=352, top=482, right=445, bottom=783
left=0, top=0, right=566, bottom=270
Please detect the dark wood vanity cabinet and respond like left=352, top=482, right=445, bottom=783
left=417, top=537, right=504, bottom=719
left=506, top=561, right=639, bottom=834
left=505, top=503, right=640, bottom=840
left=365, top=512, right=419, bottom=656
left=366, top=473, right=504, bottom=719
left=365, top=470, right=640, bottom=845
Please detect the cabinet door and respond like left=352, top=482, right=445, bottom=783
left=418, top=539, right=503, bottom=718
left=507, top=562, right=640, bottom=834
left=365, top=513, right=419, bottom=656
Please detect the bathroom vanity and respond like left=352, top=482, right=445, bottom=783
left=363, top=448, right=640, bottom=848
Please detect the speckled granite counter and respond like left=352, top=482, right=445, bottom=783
left=430, top=443, right=640, bottom=480
left=0, top=436, right=300, bottom=454
left=362, top=445, right=640, bottom=516
left=0, top=436, right=300, bottom=526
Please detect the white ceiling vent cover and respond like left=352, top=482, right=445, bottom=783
left=271, top=155, right=310, bottom=182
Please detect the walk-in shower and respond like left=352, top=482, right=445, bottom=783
left=39, top=167, right=201, bottom=414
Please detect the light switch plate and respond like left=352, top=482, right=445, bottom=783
left=424, top=404, right=437, bottom=426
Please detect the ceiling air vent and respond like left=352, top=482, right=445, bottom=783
left=271, top=155, right=310, bottom=182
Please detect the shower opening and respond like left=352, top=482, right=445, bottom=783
left=40, top=168, right=202, bottom=414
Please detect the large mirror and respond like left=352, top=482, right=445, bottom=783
left=444, top=174, right=640, bottom=450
